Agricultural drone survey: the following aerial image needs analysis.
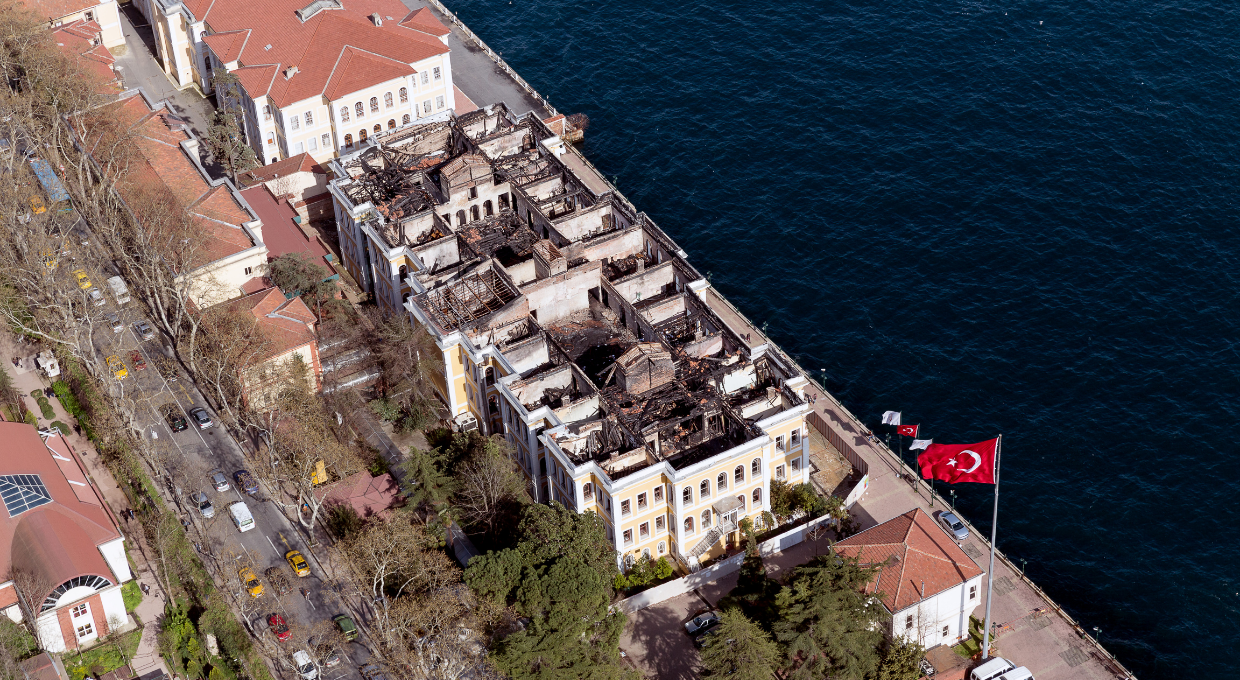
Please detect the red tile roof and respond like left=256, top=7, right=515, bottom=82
left=453, top=84, right=477, bottom=115
left=239, top=152, right=325, bottom=186
left=199, top=0, right=449, bottom=108
left=201, top=29, right=250, bottom=64
left=0, top=424, right=121, bottom=608
left=73, top=94, right=261, bottom=265
left=240, top=185, right=334, bottom=270
left=229, top=287, right=318, bottom=360
left=23, top=0, right=97, bottom=21
left=315, top=471, right=400, bottom=519
left=832, top=508, right=984, bottom=613
left=398, top=7, right=449, bottom=37
left=51, top=20, right=119, bottom=92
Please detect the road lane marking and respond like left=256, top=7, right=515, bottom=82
left=266, top=534, right=278, bottom=554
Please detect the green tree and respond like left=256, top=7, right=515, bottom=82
left=876, top=636, right=926, bottom=680
left=205, top=70, right=259, bottom=182
left=264, top=252, right=337, bottom=318
left=699, top=610, right=781, bottom=680
left=773, top=554, right=885, bottom=680
left=465, top=503, right=633, bottom=680
left=398, top=445, right=457, bottom=509
left=614, top=555, right=673, bottom=591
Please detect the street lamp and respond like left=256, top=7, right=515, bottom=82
left=1093, top=626, right=1101, bottom=642
left=1019, top=558, right=1027, bottom=574
left=949, top=489, right=957, bottom=510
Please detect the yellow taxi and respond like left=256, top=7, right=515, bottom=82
left=105, top=355, right=127, bottom=380
left=72, top=269, right=91, bottom=289
left=285, top=550, right=310, bottom=577
left=239, top=567, right=264, bottom=597
left=29, top=195, right=46, bottom=214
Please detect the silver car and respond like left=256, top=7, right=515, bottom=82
left=105, top=312, right=123, bottom=333
left=937, top=511, right=969, bottom=541
left=684, top=610, right=720, bottom=635
left=211, top=471, right=230, bottom=492
left=191, top=492, right=215, bottom=518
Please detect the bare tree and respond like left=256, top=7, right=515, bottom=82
left=342, top=519, right=456, bottom=642
left=6, top=566, right=55, bottom=648
left=454, top=437, right=529, bottom=538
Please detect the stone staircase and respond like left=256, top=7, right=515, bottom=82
left=685, top=518, right=736, bottom=571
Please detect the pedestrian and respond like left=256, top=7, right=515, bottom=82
left=140, top=582, right=149, bottom=595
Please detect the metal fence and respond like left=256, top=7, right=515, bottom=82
left=807, top=411, right=869, bottom=476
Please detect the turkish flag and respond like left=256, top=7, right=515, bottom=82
left=918, top=438, right=998, bottom=484
left=898, top=424, right=919, bottom=438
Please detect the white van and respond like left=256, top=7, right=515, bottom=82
left=229, top=502, right=255, bottom=532
left=1000, top=668, right=1034, bottom=680
left=971, top=658, right=1015, bottom=680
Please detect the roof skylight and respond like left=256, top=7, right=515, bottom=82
left=0, top=474, right=52, bottom=517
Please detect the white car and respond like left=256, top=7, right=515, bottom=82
left=291, top=650, right=318, bottom=680
left=211, top=471, right=230, bottom=492
left=88, top=288, right=104, bottom=306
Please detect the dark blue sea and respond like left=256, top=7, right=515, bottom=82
left=447, top=0, right=1240, bottom=674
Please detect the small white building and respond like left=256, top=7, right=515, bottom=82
left=833, top=508, right=985, bottom=648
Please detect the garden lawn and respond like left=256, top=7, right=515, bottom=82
left=63, top=629, right=141, bottom=680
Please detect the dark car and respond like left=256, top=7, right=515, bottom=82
left=333, top=614, right=358, bottom=641
left=189, top=407, right=213, bottom=429
left=234, top=470, right=259, bottom=495
left=162, top=405, right=188, bottom=432
left=267, top=613, right=291, bottom=641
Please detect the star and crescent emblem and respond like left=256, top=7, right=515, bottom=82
left=944, top=449, right=983, bottom=474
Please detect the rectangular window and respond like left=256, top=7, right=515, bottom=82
left=76, top=622, right=94, bottom=639
left=655, top=515, right=665, bottom=532
left=623, top=529, right=632, bottom=545
left=942, top=625, right=950, bottom=638
left=266, top=133, right=274, bottom=146
left=421, top=72, right=429, bottom=85
left=791, top=428, right=801, bottom=445
left=322, top=133, right=331, bottom=148
left=294, top=141, right=304, bottom=154
left=776, top=464, right=786, bottom=480
left=244, top=266, right=252, bottom=275
left=308, top=137, right=317, bottom=151
left=289, top=114, right=299, bottom=130
left=305, top=110, right=314, bottom=126
left=424, top=100, right=432, bottom=114
left=636, top=492, right=647, bottom=511
left=791, top=457, right=801, bottom=471
left=776, top=435, right=785, bottom=451
left=653, top=486, right=663, bottom=503
left=639, top=522, right=649, bottom=539
left=969, top=585, right=978, bottom=600
left=72, top=604, right=88, bottom=618
left=433, top=67, right=442, bottom=80
left=621, top=499, right=631, bottom=516
left=436, top=95, right=445, bottom=109
left=905, top=615, right=914, bottom=630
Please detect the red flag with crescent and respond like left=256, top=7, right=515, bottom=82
left=897, top=424, right=919, bottom=438
left=918, top=438, right=998, bottom=484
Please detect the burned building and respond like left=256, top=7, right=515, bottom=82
left=328, top=103, right=811, bottom=571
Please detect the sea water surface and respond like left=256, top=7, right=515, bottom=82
left=448, top=0, right=1240, bottom=674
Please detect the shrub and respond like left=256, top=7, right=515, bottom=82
left=39, top=401, right=55, bottom=419
left=614, top=555, right=674, bottom=591
left=29, top=389, right=41, bottom=398
left=23, top=410, right=36, bottom=426
left=50, top=420, right=69, bottom=435
left=52, top=380, right=82, bottom=415
left=367, top=454, right=389, bottom=476
left=121, top=580, right=143, bottom=611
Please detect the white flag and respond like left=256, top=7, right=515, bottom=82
left=909, top=439, right=933, bottom=451
left=882, top=411, right=902, bottom=425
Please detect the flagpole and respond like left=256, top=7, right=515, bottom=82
left=981, top=434, right=1002, bottom=659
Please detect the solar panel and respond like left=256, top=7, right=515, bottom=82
left=0, top=474, right=52, bottom=517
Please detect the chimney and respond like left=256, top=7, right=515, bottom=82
left=371, top=12, right=382, bottom=25
left=284, top=65, right=298, bottom=79
left=635, top=258, right=645, bottom=273
left=560, top=394, right=571, bottom=408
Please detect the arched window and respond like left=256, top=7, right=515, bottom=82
left=657, top=541, right=666, bottom=555
left=456, top=210, right=466, bottom=225
left=582, top=483, right=593, bottom=500
left=684, top=517, right=694, bottom=534
left=343, top=133, right=353, bottom=147
left=717, top=472, right=727, bottom=490
left=701, top=510, right=712, bottom=529
left=384, top=92, right=393, bottom=108
left=369, top=96, right=379, bottom=113
left=700, top=480, right=710, bottom=498
left=398, top=264, right=407, bottom=278
left=737, top=494, right=746, bottom=510
left=374, top=124, right=381, bottom=134
left=752, top=458, right=761, bottom=476
left=642, top=548, right=651, bottom=560
left=340, top=107, right=350, bottom=122
left=359, top=128, right=368, bottom=142
left=752, top=488, right=761, bottom=505
left=682, top=487, right=692, bottom=505
left=388, top=119, right=396, bottom=130
left=484, top=200, right=493, bottom=217
left=355, top=102, right=364, bottom=118
left=402, top=114, right=411, bottom=125
left=734, top=465, right=744, bottom=484
left=470, top=205, right=480, bottom=221
left=399, top=87, right=408, bottom=103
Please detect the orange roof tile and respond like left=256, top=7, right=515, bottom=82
left=51, top=20, right=118, bottom=93
left=201, top=29, right=250, bottom=64
left=398, top=7, right=449, bottom=37
left=239, top=152, right=325, bottom=186
left=833, top=508, right=984, bottom=614
left=323, top=46, right=415, bottom=101
left=229, top=287, right=318, bottom=361
left=23, top=0, right=97, bottom=21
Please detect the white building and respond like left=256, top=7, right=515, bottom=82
left=833, top=508, right=986, bottom=648
left=0, top=425, right=134, bottom=653
left=27, top=0, right=123, bottom=48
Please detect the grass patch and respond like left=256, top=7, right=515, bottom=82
left=122, top=580, right=143, bottom=612
left=953, top=616, right=984, bottom=658
left=62, top=628, right=141, bottom=680
left=0, top=617, right=38, bottom=662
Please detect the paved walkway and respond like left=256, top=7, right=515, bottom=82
left=398, top=0, right=551, bottom=117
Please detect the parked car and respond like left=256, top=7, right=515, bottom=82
left=189, top=407, right=213, bottom=429
left=265, top=567, right=293, bottom=596
left=105, top=312, right=123, bottom=333
left=359, top=665, right=387, bottom=680
left=333, top=614, right=358, bottom=641
left=239, top=567, right=263, bottom=597
left=234, top=470, right=259, bottom=495
left=286, top=550, right=311, bottom=577
left=72, top=269, right=91, bottom=289
left=268, top=614, right=291, bottom=641
left=190, top=492, right=214, bottom=518
left=292, top=650, right=319, bottom=680
left=315, top=644, right=342, bottom=668
left=684, top=610, right=721, bottom=635
left=134, top=320, right=155, bottom=340
left=88, top=288, right=104, bottom=306
left=693, top=628, right=720, bottom=649
left=106, top=355, right=127, bottom=380
left=937, top=511, right=969, bottom=541
left=130, top=351, right=147, bottom=370
left=162, top=405, right=187, bottom=432
left=211, top=470, right=230, bottom=492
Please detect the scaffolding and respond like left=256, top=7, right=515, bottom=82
left=421, top=269, right=518, bottom=331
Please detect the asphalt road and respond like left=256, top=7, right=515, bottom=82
left=80, top=273, right=372, bottom=680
